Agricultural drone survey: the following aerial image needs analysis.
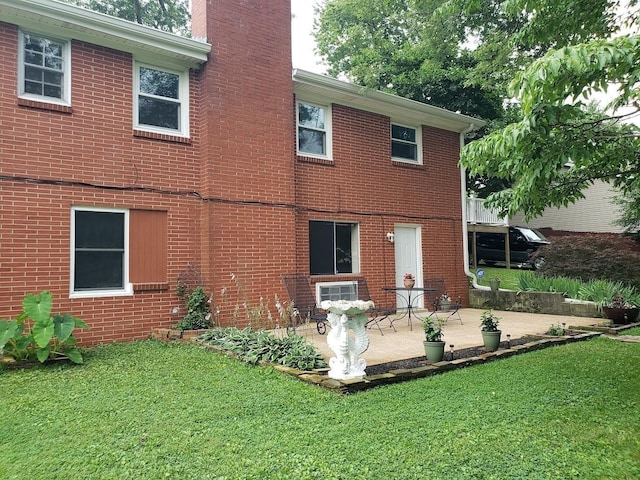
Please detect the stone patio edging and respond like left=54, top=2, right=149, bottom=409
left=272, top=331, right=602, bottom=394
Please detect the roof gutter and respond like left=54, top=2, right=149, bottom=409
left=460, top=124, right=490, bottom=291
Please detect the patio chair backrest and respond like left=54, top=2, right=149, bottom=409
left=424, top=277, right=446, bottom=310
left=282, top=274, right=318, bottom=317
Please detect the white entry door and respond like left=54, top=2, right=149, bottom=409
left=394, top=226, right=423, bottom=308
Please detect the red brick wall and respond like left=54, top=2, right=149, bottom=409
left=294, top=103, right=468, bottom=307
left=0, top=22, right=204, bottom=343
left=193, top=0, right=297, bottom=320
left=0, top=0, right=469, bottom=346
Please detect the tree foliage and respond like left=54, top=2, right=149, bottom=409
left=314, top=0, right=503, bottom=119
left=461, top=34, right=640, bottom=221
left=314, top=0, right=625, bottom=119
left=63, top=0, right=190, bottom=35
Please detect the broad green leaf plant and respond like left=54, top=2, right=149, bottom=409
left=0, top=291, right=89, bottom=364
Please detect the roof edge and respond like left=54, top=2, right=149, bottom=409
left=0, top=0, right=210, bottom=68
left=292, top=69, right=485, bottom=133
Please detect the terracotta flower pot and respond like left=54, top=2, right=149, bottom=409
left=403, top=279, right=415, bottom=289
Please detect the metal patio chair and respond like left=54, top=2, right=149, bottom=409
left=357, top=278, right=397, bottom=335
left=424, top=277, right=463, bottom=325
left=282, top=274, right=329, bottom=334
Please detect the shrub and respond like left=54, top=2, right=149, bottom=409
left=545, top=323, right=566, bottom=336
left=174, top=286, right=213, bottom=331
left=532, top=235, right=640, bottom=288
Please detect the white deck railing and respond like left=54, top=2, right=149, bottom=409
left=466, top=196, right=508, bottom=225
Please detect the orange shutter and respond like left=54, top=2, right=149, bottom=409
left=129, top=209, right=167, bottom=283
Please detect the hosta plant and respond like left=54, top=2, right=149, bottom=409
left=0, top=291, right=89, bottom=364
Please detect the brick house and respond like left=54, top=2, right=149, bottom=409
left=0, top=0, right=483, bottom=345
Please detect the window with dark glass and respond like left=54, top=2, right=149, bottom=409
left=137, top=66, right=181, bottom=131
left=309, top=221, right=357, bottom=275
left=297, top=102, right=327, bottom=155
left=391, top=124, right=418, bottom=161
left=74, top=210, right=125, bottom=291
left=21, top=32, right=66, bottom=100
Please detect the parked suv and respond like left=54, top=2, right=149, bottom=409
left=469, top=226, right=549, bottom=269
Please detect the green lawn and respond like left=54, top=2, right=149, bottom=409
left=622, top=326, right=640, bottom=336
left=2, top=339, right=639, bottom=479
left=471, top=266, right=523, bottom=290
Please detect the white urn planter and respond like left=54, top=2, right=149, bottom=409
left=320, top=300, right=374, bottom=380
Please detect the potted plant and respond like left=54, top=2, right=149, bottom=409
left=439, top=293, right=451, bottom=312
left=601, top=294, right=640, bottom=324
left=489, top=276, right=501, bottom=292
left=422, top=317, right=445, bottom=362
left=403, top=273, right=416, bottom=289
left=480, top=310, right=501, bottom=351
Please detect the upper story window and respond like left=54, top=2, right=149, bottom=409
left=18, top=31, right=70, bottom=105
left=309, top=221, right=359, bottom=275
left=134, top=63, right=189, bottom=137
left=391, top=123, right=421, bottom=164
left=297, top=100, right=332, bottom=158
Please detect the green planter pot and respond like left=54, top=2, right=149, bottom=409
left=423, top=340, right=445, bottom=362
left=481, top=330, right=502, bottom=351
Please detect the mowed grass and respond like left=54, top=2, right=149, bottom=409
left=1, top=338, right=639, bottom=479
left=471, top=266, right=523, bottom=290
left=622, top=326, right=640, bottom=336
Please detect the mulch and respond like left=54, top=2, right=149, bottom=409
left=365, top=336, right=534, bottom=375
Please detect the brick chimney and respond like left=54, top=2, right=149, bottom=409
left=191, top=0, right=297, bottom=320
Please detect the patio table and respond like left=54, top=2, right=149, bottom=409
left=383, top=287, right=436, bottom=331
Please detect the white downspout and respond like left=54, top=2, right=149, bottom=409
left=460, top=124, right=489, bottom=290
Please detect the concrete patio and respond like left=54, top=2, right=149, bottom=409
left=296, top=308, right=606, bottom=366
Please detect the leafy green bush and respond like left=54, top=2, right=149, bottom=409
left=532, top=235, right=640, bottom=288
left=198, top=327, right=327, bottom=370
left=0, top=291, right=89, bottom=363
left=577, top=280, right=640, bottom=307
left=545, top=323, right=566, bottom=336
left=174, top=286, right=212, bottom=330
left=517, top=272, right=640, bottom=306
left=518, top=271, right=583, bottom=298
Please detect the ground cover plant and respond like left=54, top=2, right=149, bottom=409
left=1, top=339, right=638, bottom=479
left=197, top=327, right=327, bottom=370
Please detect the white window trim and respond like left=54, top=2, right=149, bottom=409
left=391, top=122, right=422, bottom=165
left=296, top=99, right=332, bottom=160
left=315, top=281, right=358, bottom=305
left=133, top=62, right=190, bottom=138
left=18, top=30, right=71, bottom=106
left=70, top=206, right=133, bottom=299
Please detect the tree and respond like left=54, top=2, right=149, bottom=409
left=314, top=0, right=624, bottom=119
left=461, top=34, right=640, bottom=221
left=63, top=0, right=190, bottom=35
left=314, top=0, right=503, bottom=119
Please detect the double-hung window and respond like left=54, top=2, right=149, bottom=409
left=297, top=101, right=331, bottom=158
left=71, top=207, right=130, bottom=297
left=309, top=221, right=359, bottom=275
left=391, top=123, right=421, bottom=163
left=134, top=63, right=189, bottom=137
left=19, top=31, right=70, bottom=104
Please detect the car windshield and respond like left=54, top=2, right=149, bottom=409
left=517, top=227, right=548, bottom=242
